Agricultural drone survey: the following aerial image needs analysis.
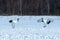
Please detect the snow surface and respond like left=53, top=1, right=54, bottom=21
left=0, top=16, right=60, bottom=40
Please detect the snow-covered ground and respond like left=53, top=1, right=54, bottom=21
left=0, top=16, right=60, bottom=40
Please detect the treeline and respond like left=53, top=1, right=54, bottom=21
left=0, top=0, right=60, bottom=15
left=0, top=0, right=20, bottom=15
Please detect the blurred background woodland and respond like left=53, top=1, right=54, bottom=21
left=0, top=0, right=60, bottom=15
